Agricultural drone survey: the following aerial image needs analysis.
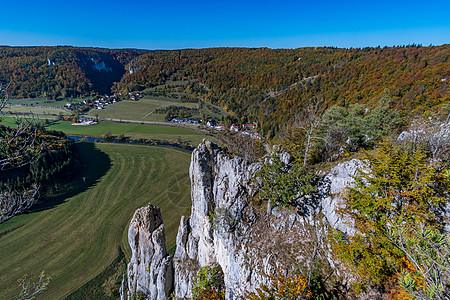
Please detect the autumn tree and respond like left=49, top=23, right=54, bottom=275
left=389, top=224, right=450, bottom=299
left=331, top=141, right=450, bottom=298
left=218, top=132, right=266, bottom=163
left=362, top=93, right=402, bottom=146
left=192, top=265, right=225, bottom=300
left=257, top=153, right=317, bottom=210
left=246, top=271, right=312, bottom=300
left=316, top=96, right=401, bottom=162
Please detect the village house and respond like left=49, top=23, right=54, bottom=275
left=171, top=118, right=184, bottom=123
left=215, top=124, right=226, bottom=130
left=230, top=124, right=239, bottom=132
left=185, top=118, right=202, bottom=124
left=242, top=123, right=256, bottom=131
left=206, top=120, right=217, bottom=128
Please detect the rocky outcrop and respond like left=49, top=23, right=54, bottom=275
left=122, top=203, right=173, bottom=300
left=121, top=141, right=365, bottom=299
left=172, top=141, right=361, bottom=299
left=173, top=141, right=265, bottom=298
left=321, top=158, right=365, bottom=236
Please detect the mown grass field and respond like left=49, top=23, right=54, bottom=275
left=45, top=120, right=210, bottom=145
left=0, top=115, right=56, bottom=127
left=0, top=143, right=192, bottom=299
left=4, top=105, right=71, bottom=115
left=8, top=97, right=89, bottom=107
left=87, top=95, right=230, bottom=122
left=87, top=96, right=199, bottom=122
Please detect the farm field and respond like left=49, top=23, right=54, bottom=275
left=8, top=97, right=89, bottom=107
left=0, top=143, right=192, bottom=299
left=87, top=95, right=230, bottom=123
left=0, top=115, right=56, bottom=127
left=45, top=120, right=211, bottom=145
left=4, top=105, right=71, bottom=116
left=87, top=96, right=199, bottom=122
left=8, top=92, right=230, bottom=125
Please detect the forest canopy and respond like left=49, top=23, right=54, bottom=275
left=117, top=45, right=449, bottom=137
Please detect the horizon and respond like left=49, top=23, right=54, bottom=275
left=0, top=43, right=448, bottom=51
left=0, top=0, right=448, bottom=49
left=0, top=43, right=450, bottom=52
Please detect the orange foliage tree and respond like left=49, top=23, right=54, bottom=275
left=246, top=272, right=312, bottom=300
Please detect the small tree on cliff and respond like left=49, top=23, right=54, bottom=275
left=257, top=154, right=316, bottom=209
left=192, top=265, right=225, bottom=300
left=280, top=97, right=326, bottom=166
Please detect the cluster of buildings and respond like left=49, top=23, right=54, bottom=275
left=71, top=118, right=97, bottom=126
left=65, top=94, right=118, bottom=112
left=166, top=117, right=260, bottom=138
left=167, top=118, right=202, bottom=125
left=92, top=95, right=117, bottom=110
left=127, top=92, right=142, bottom=101
left=206, top=120, right=259, bottom=138
left=64, top=92, right=142, bottom=113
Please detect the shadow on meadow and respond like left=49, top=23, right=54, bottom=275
left=28, top=142, right=112, bottom=213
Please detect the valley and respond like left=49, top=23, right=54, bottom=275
left=45, top=121, right=209, bottom=146
left=0, top=143, right=192, bottom=299
left=0, top=44, right=448, bottom=299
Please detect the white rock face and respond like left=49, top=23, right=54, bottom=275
left=128, top=58, right=141, bottom=74
left=172, top=141, right=362, bottom=299
left=89, top=58, right=112, bottom=72
left=321, top=159, right=366, bottom=236
left=122, top=141, right=367, bottom=299
left=173, top=141, right=265, bottom=299
left=123, top=203, right=173, bottom=300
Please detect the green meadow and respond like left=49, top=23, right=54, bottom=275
left=0, top=143, right=192, bottom=299
left=87, top=96, right=199, bottom=122
left=3, top=105, right=71, bottom=116
left=8, top=97, right=89, bottom=107
left=45, top=120, right=211, bottom=145
left=87, top=95, right=230, bottom=123
left=0, top=115, right=56, bottom=127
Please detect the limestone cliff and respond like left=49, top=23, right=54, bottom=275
left=121, top=204, right=173, bottom=300
left=122, top=141, right=363, bottom=299
left=172, top=141, right=362, bottom=299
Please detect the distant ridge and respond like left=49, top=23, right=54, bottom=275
left=0, top=46, right=145, bottom=97
left=1, top=45, right=448, bottom=137
left=116, top=45, right=449, bottom=136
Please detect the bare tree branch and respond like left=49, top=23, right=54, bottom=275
left=0, top=82, right=43, bottom=223
left=15, top=271, right=50, bottom=300
left=292, top=98, right=327, bottom=166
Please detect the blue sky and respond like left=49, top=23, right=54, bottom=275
left=0, top=0, right=448, bottom=49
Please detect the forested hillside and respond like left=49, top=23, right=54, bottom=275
left=0, top=46, right=145, bottom=98
left=117, top=45, right=449, bottom=137
left=1, top=45, right=448, bottom=137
